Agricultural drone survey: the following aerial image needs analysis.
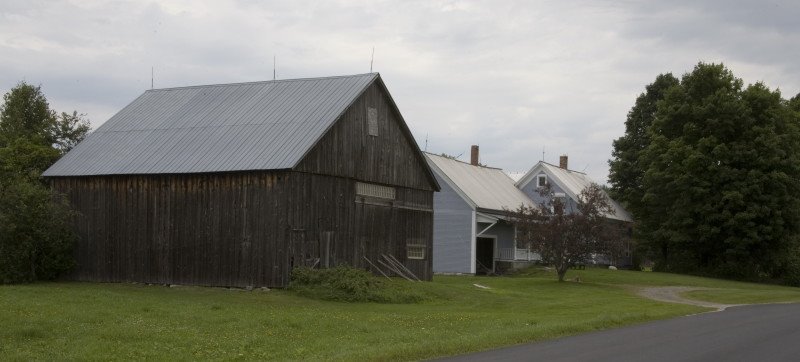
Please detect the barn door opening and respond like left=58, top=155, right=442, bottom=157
left=289, top=229, right=320, bottom=269
left=476, top=237, right=495, bottom=275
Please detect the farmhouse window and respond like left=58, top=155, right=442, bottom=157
left=537, top=175, right=547, bottom=187
left=407, top=242, right=426, bottom=260
left=367, top=107, right=379, bottom=136
left=356, top=182, right=395, bottom=200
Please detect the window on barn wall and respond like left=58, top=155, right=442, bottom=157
left=406, top=239, right=426, bottom=260
left=356, top=182, right=395, bottom=200
left=367, top=107, right=378, bottom=136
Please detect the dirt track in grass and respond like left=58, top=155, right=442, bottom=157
left=636, top=286, right=740, bottom=311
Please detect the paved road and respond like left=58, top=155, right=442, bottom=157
left=437, top=303, right=800, bottom=362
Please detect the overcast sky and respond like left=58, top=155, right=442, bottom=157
left=2, top=0, right=798, bottom=183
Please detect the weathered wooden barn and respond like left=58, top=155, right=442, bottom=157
left=42, top=73, right=439, bottom=287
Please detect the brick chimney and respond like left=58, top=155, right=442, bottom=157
left=559, top=155, right=568, bottom=169
left=470, top=145, right=479, bottom=166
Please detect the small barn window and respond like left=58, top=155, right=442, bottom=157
left=407, top=241, right=426, bottom=260
left=356, top=182, right=395, bottom=200
left=537, top=175, right=547, bottom=187
left=367, top=107, right=378, bottom=136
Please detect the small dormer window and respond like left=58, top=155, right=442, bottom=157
left=537, top=175, right=547, bottom=187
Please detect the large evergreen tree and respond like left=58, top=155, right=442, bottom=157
left=618, top=63, right=800, bottom=283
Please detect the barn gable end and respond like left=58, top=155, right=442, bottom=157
left=295, top=79, right=438, bottom=191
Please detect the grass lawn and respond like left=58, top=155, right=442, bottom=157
left=2, top=268, right=799, bottom=361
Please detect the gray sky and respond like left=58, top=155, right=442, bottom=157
left=2, top=0, right=798, bottom=183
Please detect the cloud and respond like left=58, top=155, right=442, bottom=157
left=1, top=0, right=798, bottom=184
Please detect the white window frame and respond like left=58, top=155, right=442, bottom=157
left=537, top=174, right=547, bottom=187
left=407, top=244, right=426, bottom=260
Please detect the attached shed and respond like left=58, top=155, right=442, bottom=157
left=424, top=150, right=533, bottom=274
left=43, top=73, right=439, bottom=287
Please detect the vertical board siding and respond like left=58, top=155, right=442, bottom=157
left=296, top=82, right=435, bottom=191
left=287, top=172, right=433, bottom=282
left=53, top=172, right=290, bottom=287
left=52, top=171, right=433, bottom=287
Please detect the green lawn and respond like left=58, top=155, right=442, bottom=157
left=1, top=268, right=799, bottom=361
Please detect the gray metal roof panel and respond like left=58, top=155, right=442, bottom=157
left=425, top=153, right=534, bottom=212
left=43, top=73, right=378, bottom=176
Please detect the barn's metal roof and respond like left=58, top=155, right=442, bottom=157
left=516, top=161, right=633, bottom=222
left=43, top=73, right=379, bottom=176
left=425, top=153, right=534, bottom=213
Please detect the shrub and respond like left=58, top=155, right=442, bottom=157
left=0, top=179, right=76, bottom=283
left=289, top=265, right=428, bottom=303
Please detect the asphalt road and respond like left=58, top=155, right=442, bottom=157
left=437, top=303, right=800, bottom=362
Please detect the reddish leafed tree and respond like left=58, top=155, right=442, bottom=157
left=510, top=183, right=623, bottom=282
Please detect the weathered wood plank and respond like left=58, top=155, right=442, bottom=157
left=51, top=150, right=434, bottom=287
left=296, top=82, right=436, bottom=191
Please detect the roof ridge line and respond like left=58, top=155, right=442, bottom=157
left=541, top=161, right=587, bottom=175
left=145, top=73, right=378, bottom=92
left=423, top=151, right=504, bottom=170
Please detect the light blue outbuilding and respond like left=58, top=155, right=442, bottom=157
left=425, top=148, right=534, bottom=274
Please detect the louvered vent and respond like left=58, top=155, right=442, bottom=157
left=356, top=182, right=395, bottom=199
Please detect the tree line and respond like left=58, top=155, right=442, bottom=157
left=609, top=62, right=800, bottom=285
left=0, top=82, right=90, bottom=283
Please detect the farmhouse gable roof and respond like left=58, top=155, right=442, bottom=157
left=516, top=161, right=633, bottom=222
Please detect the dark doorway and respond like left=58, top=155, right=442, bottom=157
left=476, top=237, right=495, bottom=275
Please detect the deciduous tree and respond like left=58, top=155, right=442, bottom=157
left=627, top=63, right=800, bottom=283
left=0, top=82, right=89, bottom=153
left=0, top=81, right=89, bottom=283
left=510, top=183, right=624, bottom=282
left=52, top=111, right=90, bottom=154
left=608, top=74, right=678, bottom=216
